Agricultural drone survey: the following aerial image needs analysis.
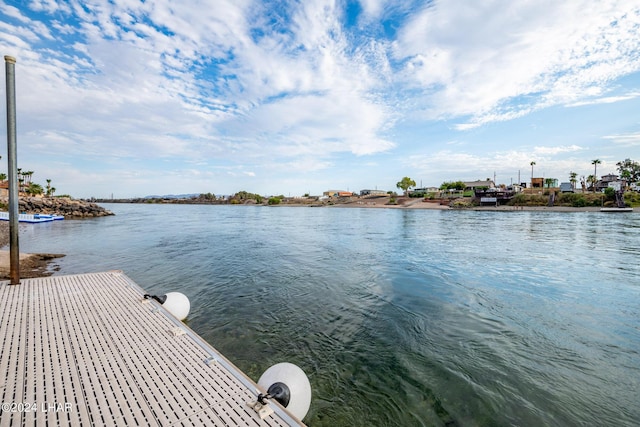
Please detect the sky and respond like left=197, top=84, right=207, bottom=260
left=0, top=0, right=639, bottom=199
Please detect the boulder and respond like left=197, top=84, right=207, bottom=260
left=1, top=196, right=114, bottom=218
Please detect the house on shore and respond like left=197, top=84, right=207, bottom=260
left=464, top=180, right=496, bottom=191
left=531, top=177, right=544, bottom=188
left=323, top=190, right=353, bottom=198
left=596, top=174, right=620, bottom=192
left=360, top=189, right=388, bottom=196
left=474, top=187, right=517, bottom=205
left=559, top=182, right=574, bottom=193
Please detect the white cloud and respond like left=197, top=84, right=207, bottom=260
left=358, top=0, right=386, bottom=20
left=603, top=132, right=640, bottom=147
left=0, top=3, right=30, bottom=23
left=393, top=0, right=640, bottom=125
left=533, top=145, right=584, bottom=155
left=567, top=91, right=640, bottom=107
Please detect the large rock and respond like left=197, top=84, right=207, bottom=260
left=0, top=196, right=114, bottom=219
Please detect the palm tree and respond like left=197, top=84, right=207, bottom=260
left=25, top=182, right=44, bottom=196
left=530, top=161, right=536, bottom=188
left=0, top=173, right=6, bottom=182
left=46, top=179, right=52, bottom=197
left=587, top=175, right=597, bottom=192
left=569, top=171, right=577, bottom=190
left=591, top=159, right=601, bottom=193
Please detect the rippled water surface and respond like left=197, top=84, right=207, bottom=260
left=17, top=204, right=640, bottom=426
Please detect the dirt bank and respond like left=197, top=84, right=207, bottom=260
left=0, top=221, right=65, bottom=280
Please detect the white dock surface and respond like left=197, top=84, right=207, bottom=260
left=0, top=271, right=305, bottom=426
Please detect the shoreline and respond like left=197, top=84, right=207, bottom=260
left=0, top=221, right=65, bottom=280
left=99, top=198, right=636, bottom=212
left=0, top=250, right=65, bottom=280
left=321, top=198, right=628, bottom=212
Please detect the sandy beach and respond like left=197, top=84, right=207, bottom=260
left=0, top=221, right=64, bottom=280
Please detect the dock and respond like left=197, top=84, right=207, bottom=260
left=0, top=271, right=305, bottom=426
left=0, top=211, right=65, bottom=223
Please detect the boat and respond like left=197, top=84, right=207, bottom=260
left=600, top=207, right=634, bottom=212
left=0, top=211, right=65, bottom=222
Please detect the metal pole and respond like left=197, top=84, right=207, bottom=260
left=5, top=55, right=20, bottom=285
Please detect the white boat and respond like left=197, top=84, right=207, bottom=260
left=0, top=211, right=65, bottom=223
left=600, top=207, right=633, bottom=212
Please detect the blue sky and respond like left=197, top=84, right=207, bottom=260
left=1, top=0, right=639, bottom=198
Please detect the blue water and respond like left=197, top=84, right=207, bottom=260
left=15, top=204, right=640, bottom=426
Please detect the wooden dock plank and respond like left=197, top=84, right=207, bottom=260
left=0, top=271, right=304, bottom=426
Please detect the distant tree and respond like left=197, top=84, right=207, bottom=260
left=396, top=177, right=416, bottom=196
left=440, top=181, right=466, bottom=191
left=616, top=158, right=640, bottom=182
left=569, top=171, right=577, bottom=190
left=0, top=173, right=6, bottom=181
left=229, top=191, right=264, bottom=204
left=620, top=170, right=631, bottom=189
left=544, top=178, right=555, bottom=188
left=19, top=170, right=32, bottom=185
left=587, top=175, right=597, bottom=192
left=530, top=161, right=536, bottom=187
left=591, top=159, right=601, bottom=192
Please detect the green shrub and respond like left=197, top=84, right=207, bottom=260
left=624, top=192, right=640, bottom=207
left=451, top=199, right=474, bottom=208
left=268, top=197, right=281, bottom=205
left=509, top=194, right=527, bottom=205
left=604, top=187, right=615, bottom=200
left=508, top=193, right=547, bottom=206
left=572, top=196, right=587, bottom=207
left=557, top=193, right=587, bottom=207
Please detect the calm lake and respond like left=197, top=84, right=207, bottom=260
left=16, top=204, right=640, bottom=426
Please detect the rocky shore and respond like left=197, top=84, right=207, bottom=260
left=0, top=196, right=114, bottom=218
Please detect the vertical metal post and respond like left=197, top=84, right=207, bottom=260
left=5, top=55, right=20, bottom=285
